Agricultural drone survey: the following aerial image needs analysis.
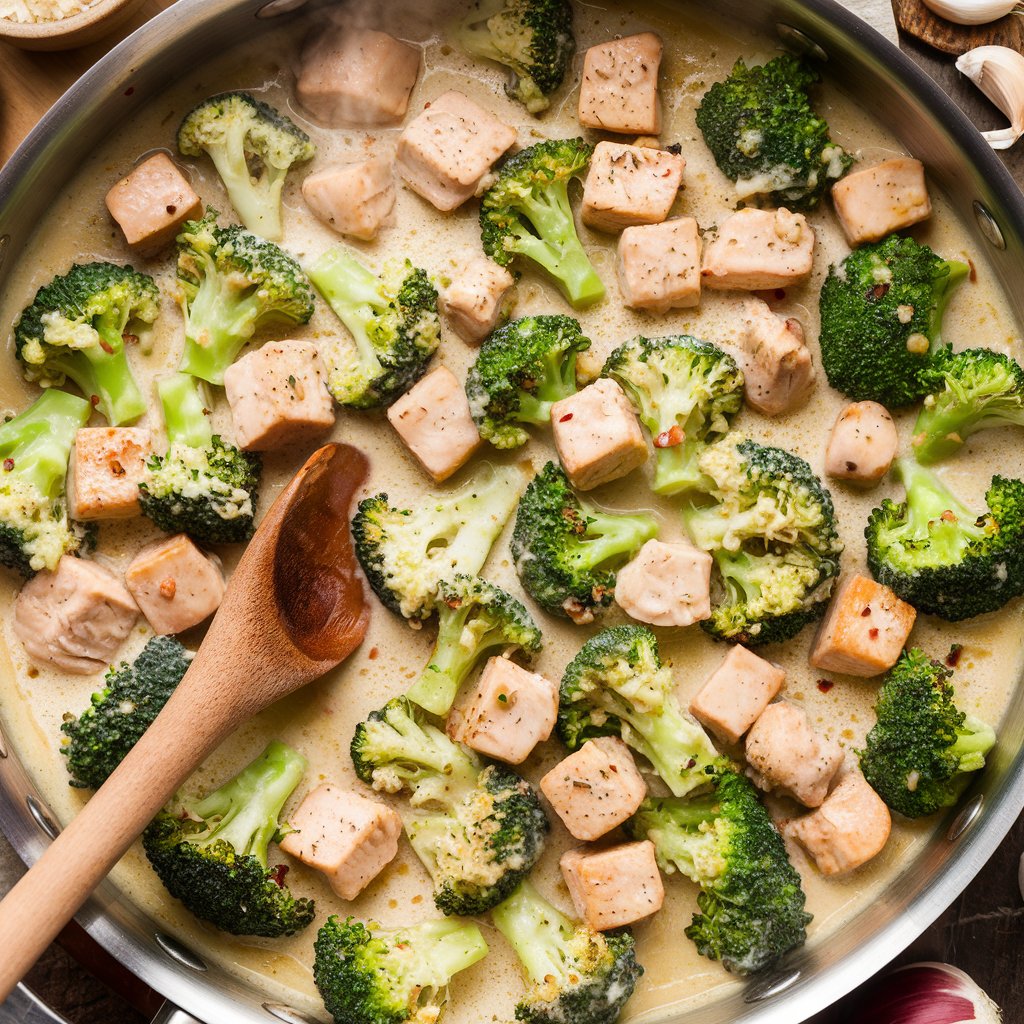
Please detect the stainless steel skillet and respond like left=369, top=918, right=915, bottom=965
left=0, top=1, right=1022, bottom=1021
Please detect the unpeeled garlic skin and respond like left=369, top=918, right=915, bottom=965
left=923, top=0, right=1021, bottom=25
left=956, top=45, right=1024, bottom=150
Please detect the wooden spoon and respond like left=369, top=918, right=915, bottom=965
left=0, top=441, right=370, bottom=999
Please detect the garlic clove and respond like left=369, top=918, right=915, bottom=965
left=956, top=45, right=1024, bottom=150
left=924, top=0, right=1022, bottom=25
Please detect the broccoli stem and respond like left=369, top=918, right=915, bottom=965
left=186, top=741, right=306, bottom=866
left=514, top=347, right=580, bottom=424
left=895, top=458, right=986, bottom=557
left=395, top=917, right=490, bottom=988
left=622, top=703, right=720, bottom=798
left=572, top=511, right=658, bottom=572
left=406, top=606, right=478, bottom=716
left=653, top=441, right=704, bottom=496
left=157, top=373, right=214, bottom=449
left=928, top=260, right=970, bottom=344
left=491, top=880, right=576, bottom=985
left=632, top=796, right=721, bottom=880
left=953, top=715, right=997, bottom=772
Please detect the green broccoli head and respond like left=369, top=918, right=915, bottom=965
left=859, top=649, right=996, bottom=818
left=492, top=880, right=642, bottom=1024
left=177, top=92, right=315, bottom=240
left=14, top=262, right=158, bottom=426
left=307, top=247, right=440, bottom=409
left=627, top=769, right=811, bottom=975
left=511, top=462, right=658, bottom=623
left=695, top=54, right=852, bottom=210
left=406, top=574, right=542, bottom=716
left=818, top=234, right=969, bottom=407
left=480, top=138, right=604, bottom=309
left=455, top=0, right=575, bottom=113
left=0, top=389, right=92, bottom=576
left=913, top=347, right=1024, bottom=464
left=313, top=915, right=488, bottom=1024
left=139, top=373, right=261, bottom=544
left=683, top=438, right=842, bottom=645
left=352, top=463, right=526, bottom=621
left=465, top=314, right=591, bottom=449
left=559, top=626, right=723, bottom=798
left=142, top=740, right=315, bottom=937
left=176, top=211, right=316, bottom=385
left=61, top=636, right=192, bottom=789
left=602, top=335, right=744, bottom=495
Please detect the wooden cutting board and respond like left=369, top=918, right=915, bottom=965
left=893, top=0, right=1024, bottom=54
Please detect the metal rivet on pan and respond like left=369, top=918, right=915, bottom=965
left=947, top=793, right=984, bottom=841
left=973, top=201, right=1006, bottom=250
left=263, top=1004, right=319, bottom=1024
left=256, top=0, right=308, bottom=17
left=25, top=796, right=59, bottom=840
left=776, top=24, right=828, bottom=62
left=155, top=933, right=208, bottom=972
left=0, top=235, right=10, bottom=275
left=744, top=968, right=802, bottom=1003
left=0, top=727, right=8, bottom=759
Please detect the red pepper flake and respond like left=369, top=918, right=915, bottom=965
left=368, top=647, right=379, bottom=660
left=817, top=679, right=834, bottom=693
left=124, top=86, right=135, bottom=97
left=940, top=509, right=957, bottom=523
left=90, top=395, right=100, bottom=407
left=122, top=333, right=139, bottom=346
left=860, top=606, right=872, bottom=617
left=2, top=459, right=13, bottom=472
left=269, top=864, right=289, bottom=887
left=867, top=283, right=890, bottom=301
left=99, top=339, right=114, bottom=355
left=967, top=258, right=977, bottom=283
left=166, top=204, right=177, bottom=215
left=685, top=758, right=696, bottom=769
left=868, top=627, right=879, bottom=639
left=654, top=425, right=685, bottom=448
left=559, top=412, right=574, bottom=422
left=946, top=643, right=963, bottom=668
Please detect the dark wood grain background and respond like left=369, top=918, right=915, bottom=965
left=0, top=3, right=1021, bottom=1022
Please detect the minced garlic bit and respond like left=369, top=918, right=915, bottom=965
left=0, top=0, right=99, bottom=23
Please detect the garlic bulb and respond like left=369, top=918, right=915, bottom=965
left=923, top=0, right=1022, bottom=24
left=956, top=45, right=1024, bottom=150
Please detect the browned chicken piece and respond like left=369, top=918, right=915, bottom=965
left=690, top=645, right=785, bottom=746
left=301, top=158, right=395, bottom=242
left=825, top=401, right=898, bottom=485
left=702, top=208, right=815, bottom=291
left=560, top=841, right=665, bottom=930
left=69, top=427, right=151, bottom=521
left=578, top=32, right=663, bottom=135
left=581, top=141, right=684, bottom=233
left=831, top=158, right=931, bottom=246
left=617, top=217, right=701, bottom=312
left=614, top=539, right=712, bottom=628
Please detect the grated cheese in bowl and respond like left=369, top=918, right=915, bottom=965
left=0, top=0, right=100, bottom=22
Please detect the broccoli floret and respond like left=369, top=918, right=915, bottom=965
left=602, top=335, right=744, bottom=495
left=865, top=457, right=1024, bottom=619
left=13, top=262, right=158, bottom=426
left=480, top=139, right=604, bottom=309
left=406, top=574, right=542, bottom=716
left=60, top=636, right=192, bottom=789
left=511, top=462, right=658, bottom=624
left=139, top=372, right=261, bottom=544
left=351, top=698, right=548, bottom=915
left=912, top=347, right=1024, bottom=464
left=0, top=389, right=92, bottom=576
left=559, top=626, right=723, bottom=798
left=627, top=769, right=811, bottom=975
left=177, top=92, right=315, bottom=240
left=492, top=880, right=642, bottom=1024
left=455, top=0, right=574, bottom=114
left=465, top=314, right=591, bottom=449
left=818, top=235, right=969, bottom=407
left=682, top=438, right=843, bottom=645
left=859, top=649, right=996, bottom=818
left=175, top=211, right=316, bottom=385
left=313, top=914, right=488, bottom=1024
left=143, top=740, right=315, bottom=937
left=352, top=463, right=526, bottom=622
left=307, top=247, right=440, bottom=409
left=695, top=54, right=851, bottom=210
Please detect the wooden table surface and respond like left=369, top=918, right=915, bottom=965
left=0, top=3, right=1021, bottom=1022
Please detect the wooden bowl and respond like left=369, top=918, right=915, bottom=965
left=0, top=0, right=147, bottom=50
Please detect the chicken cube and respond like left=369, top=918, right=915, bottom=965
left=617, top=217, right=701, bottom=313
left=745, top=701, right=844, bottom=808
left=386, top=366, right=482, bottom=483
left=105, top=153, right=203, bottom=256
left=701, top=208, right=815, bottom=291
left=69, top=427, right=151, bottom=521
left=550, top=378, right=648, bottom=491
left=614, top=539, right=712, bottom=627
left=124, top=534, right=225, bottom=636
left=448, top=657, right=557, bottom=765
left=13, top=556, right=138, bottom=674
left=722, top=298, right=814, bottom=416
left=785, top=772, right=892, bottom=876
left=578, top=33, right=663, bottom=135
left=539, top=736, right=647, bottom=842
left=825, top=402, right=898, bottom=486
left=440, top=255, right=515, bottom=344
left=811, top=574, right=917, bottom=678
left=560, top=842, right=665, bottom=931
left=581, top=142, right=684, bottom=233
left=223, top=341, right=335, bottom=452
left=279, top=784, right=402, bottom=899
left=297, top=26, right=420, bottom=127
left=396, top=91, right=516, bottom=212
left=690, top=645, right=785, bottom=745
left=301, top=158, right=395, bottom=241
left=831, top=158, right=931, bottom=247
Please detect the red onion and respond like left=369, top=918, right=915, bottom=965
left=855, top=963, right=1002, bottom=1023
